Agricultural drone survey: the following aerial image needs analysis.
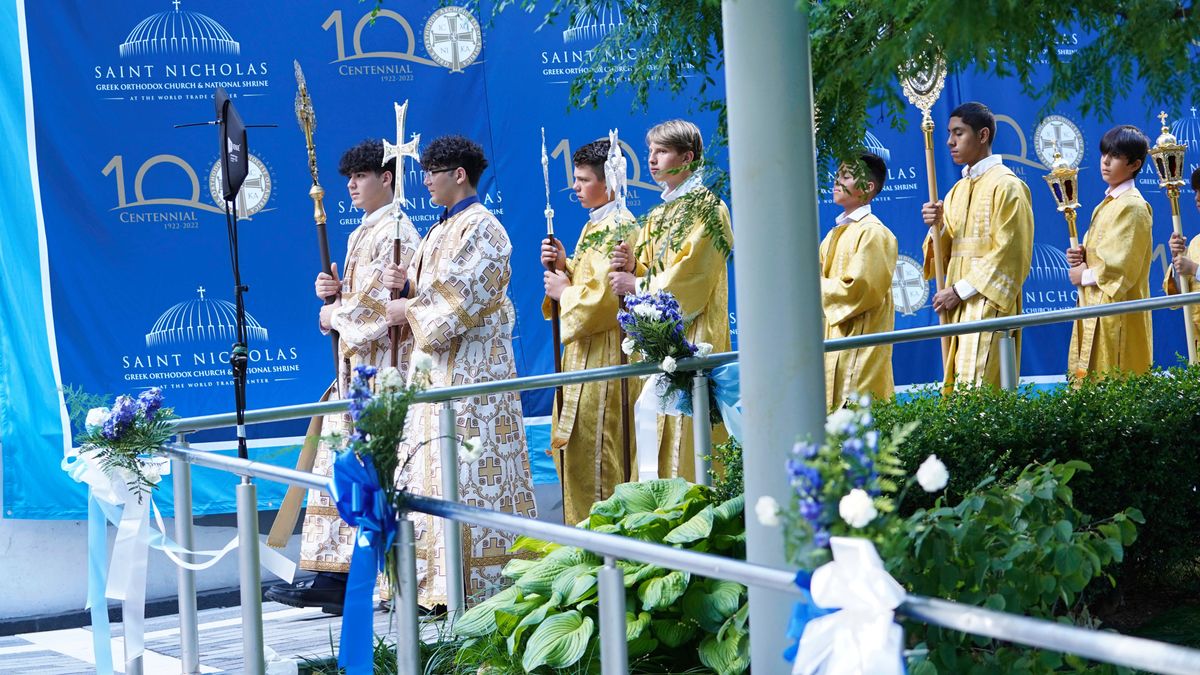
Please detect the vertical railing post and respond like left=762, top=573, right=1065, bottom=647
left=598, top=555, right=629, bottom=675
left=395, top=518, right=420, bottom=675
left=998, top=330, right=1018, bottom=390
left=691, top=372, right=712, bottom=487
left=723, top=0, right=822, bottom=663
left=236, top=477, right=265, bottom=675
left=172, top=434, right=200, bottom=674
left=439, top=403, right=466, bottom=619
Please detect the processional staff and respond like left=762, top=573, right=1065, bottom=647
left=293, top=61, right=340, bottom=387
left=541, top=128, right=565, bottom=416
left=605, top=129, right=634, bottom=481
left=1149, top=111, right=1199, bottom=363
left=1042, top=142, right=1085, bottom=366
left=382, top=101, right=421, bottom=368
left=900, top=51, right=950, bottom=377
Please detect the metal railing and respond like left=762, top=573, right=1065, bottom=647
left=149, top=290, right=1200, bottom=675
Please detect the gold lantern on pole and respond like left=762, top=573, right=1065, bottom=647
left=1149, top=111, right=1198, bottom=363
left=1042, top=144, right=1082, bottom=249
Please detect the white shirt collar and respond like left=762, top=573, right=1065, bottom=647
left=835, top=204, right=872, bottom=226
left=589, top=200, right=619, bottom=223
left=660, top=168, right=706, bottom=203
left=363, top=202, right=394, bottom=227
left=1105, top=178, right=1135, bottom=200
left=961, top=153, right=1004, bottom=179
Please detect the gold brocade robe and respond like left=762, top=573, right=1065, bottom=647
left=1162, top=230, right=1200, bottom=357
left=300, top=203, right=421, bottom=573
left=399, top=201, right=538, bottom=607
left=820, top=213, right=898, bottom=410
left=542, top=203, right=638, bottom=525
left=924, top=163, right=1034, bottom=390
left=633, top=187, right=733, bottom=481
left=1069, top=189, right=1153, bottom=378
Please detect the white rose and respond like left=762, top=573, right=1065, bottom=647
left=825, top=407, right=854, bottom=435
left=661, top=356, right=677, bottom=373
left=378, top=367, right=405, bottom=391
left=632, top=304, right=662, bottom=320
left=838, top=489, right=878, bottom=528
left=85, top=407, right=110, bottom=432
left=460, top=437, right=483, bottom=464
left=621, top=337, right=636, bottom=355
left=754, top=495, right=780, bottom=527
left=141, top=461, right=162, bottom=485
left=916, top=454, right=949, bottom=493
left=695, top=342, right=713, bottom=357
left=411, top=351, right=434, bottom=374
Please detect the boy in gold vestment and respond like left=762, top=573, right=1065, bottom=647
left=922, top=102, right=1034, bottom=391
left=1065, top=125, right=1153, bottom=378
left=608, top=120, right=733, bottom=482
left=821, top=153, right=898, bottom=410
left=541, top=139, right=636, bottom=525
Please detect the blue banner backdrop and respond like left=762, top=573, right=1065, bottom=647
left=1, top=4, right=1193, bottom=519
left=3, top=0, right=724, bottom=519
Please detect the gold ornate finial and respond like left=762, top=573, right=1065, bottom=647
left=293, top=60, right=318, bottom=184
left=899, top=46, right=947, bottom=128
left=1159, top=110, right=1169, bottom=130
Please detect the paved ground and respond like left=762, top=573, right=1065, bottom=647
left=0, top=483, right=564, bottom=673
left=0, top=599, right=446, bottom=674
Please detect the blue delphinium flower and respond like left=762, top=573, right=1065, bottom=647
left=137, top=387, right=163, bottom=421
left=102, top=394, right=139, bottom=440
left=348, top=365, right=376, bottom=424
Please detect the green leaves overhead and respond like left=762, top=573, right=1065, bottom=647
left=494, top=0, right=1200, bottom=182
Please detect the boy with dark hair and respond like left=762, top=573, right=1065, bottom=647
left=1066, top=125, right=1153, bottom=377
left=268, top=138, right=421, bottom=614
left=922, top=101, right=1034, bottom=391
left=821, top=152, right=898, bottom=409
left=384, top=134, right=537, bottom=608
left=608, top=119, right=733, bottom=482
left=1164, top=167, right=1200, bottom=353
left=540, top=138, right=636, bottom=524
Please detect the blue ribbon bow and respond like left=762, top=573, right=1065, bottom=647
left=783, top=570, right=834, bottom=663
left=331, top=450, right=398, bottom=674
left=707, top=363, right=743, bottom=441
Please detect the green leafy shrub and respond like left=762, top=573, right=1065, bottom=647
left=778, top=401, right=1141, bottom=674
left=453, top=479, right=748, bottom=674
left=872, top=366, right=1200, bottom=571
left=708, top=436, right=744, bottom=502
left=886, top=461, right=1142, bottom=674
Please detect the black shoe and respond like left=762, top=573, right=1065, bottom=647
left=376, top=600, right=447, bottom=616
left=420, top=604, right=448, bottom=618
left=265, top=574, right=345, bottom=615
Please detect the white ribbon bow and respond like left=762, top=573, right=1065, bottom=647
left=793, top=537, right=907, bottom=675
left=63, top=449, right=296, bottom=668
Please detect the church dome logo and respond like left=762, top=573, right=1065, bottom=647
left=1022, top=242, right=1077, bottom=312
left=863, top=130, right=891, bottom=163
left=146, top=286, right=269, bottom=347
left=1169, top=107, right=1200, bottom=154
left=562, top=2, right=625, bottom=43
left=119, top=1, right=240, bottom=58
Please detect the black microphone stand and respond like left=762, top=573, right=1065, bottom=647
left=176, top=88, right=275, bottom=675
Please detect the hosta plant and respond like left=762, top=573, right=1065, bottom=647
left=453, top=478, right=748, bottom=674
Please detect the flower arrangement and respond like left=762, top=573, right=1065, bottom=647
left=73, top=387, right=176, bottom=498
left=762, top=396, right=1143, bottom=673
left=770, top=396, right=917, bottom=569
left=617, top=289, right=718, bottom=423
